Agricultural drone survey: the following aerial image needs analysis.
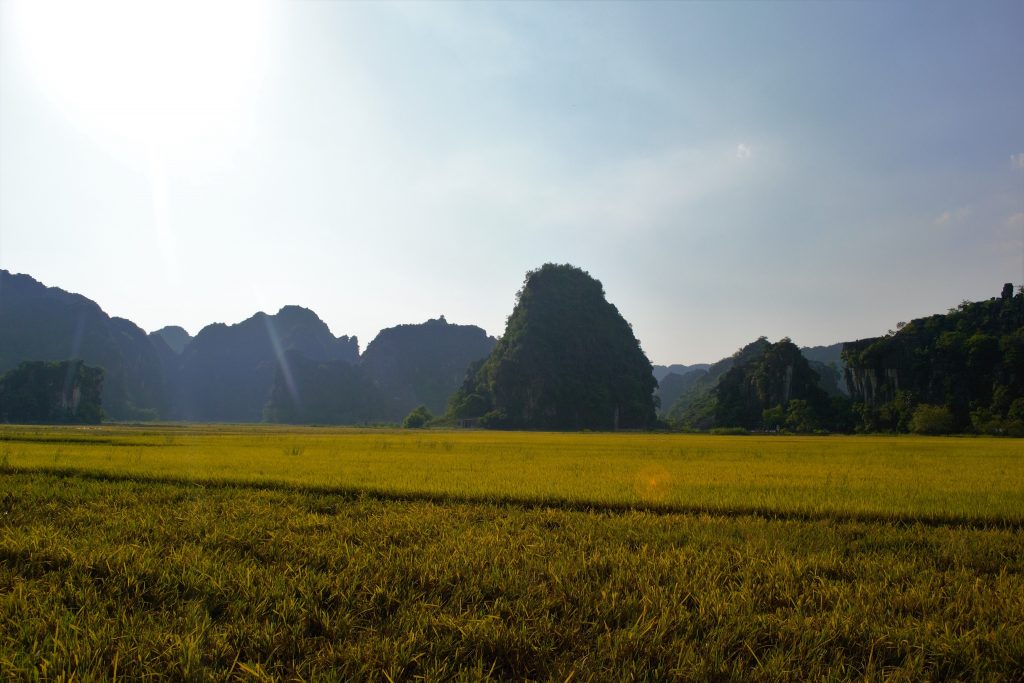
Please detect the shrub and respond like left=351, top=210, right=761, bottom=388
left=910, top=404, right=955, bottom=435
left=402, top=405, right=433, bottom=429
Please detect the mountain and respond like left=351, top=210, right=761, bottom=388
left=263, top=350, right=389, bottom=425
left=843, top=283, right=1023, bottom=433
left=665, top=338, right=853, bottom=425
left=172, top=306, right=359, bottom=422
left=448, top=263, right=657, bottom=430
left=151, top=326, right=192, bottom=354
left=800, top=342, right=848, bottom=396
left=655, top=370, right=708, bottom=416
left=712, top=338, right=834, bottom=431
left=360, top=316, right=496, bottom=418
left=0, top=270, right=167, bottom=419
left=264, top=317, right=497, bottom=424
left=652, top=363, right=709, bottom=382
left=666, top=337, right=771, bottom=427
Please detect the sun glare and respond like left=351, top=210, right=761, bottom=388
left=13, top=0, right=270, bottom=158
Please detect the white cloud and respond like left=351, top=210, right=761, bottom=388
left=1008, top=212, right=1024, bottom=227
left=934, top=205, right=972, bottom=226
left=1012, top=153, right=1024, bottom=169
left=736, top=143, right=752, bottom=160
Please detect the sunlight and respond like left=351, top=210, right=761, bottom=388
left=13, top=0, right=271, bottom=157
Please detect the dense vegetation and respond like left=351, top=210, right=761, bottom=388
left=0, top=270, right=166, bottom=420
left=448, top=264, right=657, bottom=430
left=3, top=268, right=1021, bottom=434
left=0, top=361, right=103, bottom=424
left=665, top=339, right=849, bottom=431
left=843, top=283, right=1024, bottom=434
left=1, top=426, right=1021, bottom=679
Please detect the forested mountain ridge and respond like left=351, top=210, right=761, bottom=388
left=448, top=264, right=657, bottom=430
left=842, top=283, right=1023, bottom=433
left=359, top=317, right=496, bottom=417
left=0, top=270, right=493, bottom=424
left=3, top=269, right=1020, bottom=433
left=0, top=270, right=166, bottom=420
left=169, top=306, right=360, bottom=422
left=264, top=317, right=496, bottom=424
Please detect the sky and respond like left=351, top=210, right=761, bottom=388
left=1, top=1, right=1022, bottom=365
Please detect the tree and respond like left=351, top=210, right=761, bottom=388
left=402, top=405, right=433, bottom=429
left=909, top=404, right=955, bottom=435
left=762, top=404, right=785, bottom=431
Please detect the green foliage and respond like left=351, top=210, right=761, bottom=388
left=448, top=264, right=657, bottom=430
left=762, top=404, right=785, bottom=431
left=683, top=338, right=837, bottom=431
left=402, top=405, right=433, bottom=429
left=909, top=404, right=956, bottom=435
left=0, top=360, right=103, bottom=424
left=844, top=284, right=1024, bottom=433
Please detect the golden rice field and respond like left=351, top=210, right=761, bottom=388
left=1, top=425, right=1022, bottom=523
left=1, top=425, right=1022, bottom=680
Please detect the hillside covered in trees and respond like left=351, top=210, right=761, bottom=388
left=1, top=268, right=1020, bottom=434
left=264, top=317, right=496, bottom=424
left=0, top=360, right=103, bottom=424
left=447, top=264, right=657, bottom=430
left=666, top=338, right=850, bottom=433
left=842, top=283, right=1024, bottom=435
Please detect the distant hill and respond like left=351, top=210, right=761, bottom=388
left=800, top=342, right=848, bottom=396
left=665, top=338, right=850, bottom=429
left=0, top=270, right=167, bottom=419
left=843, top=283, right=1023, bottom=433
left=655, top=370, right=707, bottom=416
left=360, top=316, right=496, bottom=418
left=711, top=338, right=835, bottom=432
left=172, top=306, right=359, bottom=422
left=666, top=337, right=771, bottom=427
left=151, top=326, right=192, bottom=354
left=263, top=351, right=389, bottom=425
left=652, top=363, right=709, bottom=383
left=448, top=264, right=657, bottom=430
left=264, top=316, right=496, bottom=424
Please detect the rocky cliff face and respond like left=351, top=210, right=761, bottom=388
left=841, top=337, right=900, bottom=407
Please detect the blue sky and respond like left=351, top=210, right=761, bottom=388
left=1, top=1, right=1021, bottom=364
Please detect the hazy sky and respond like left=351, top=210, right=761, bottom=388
left=1, top=1, right=1022, bottom=364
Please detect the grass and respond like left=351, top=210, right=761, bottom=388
left=1, top=425, right=1022, bottom=524
left=1, top=425, right=1022, bottom=679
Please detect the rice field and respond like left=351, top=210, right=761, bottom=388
left=1, top=425, right=1022, bottom=524
left=1, top=425, right=1022, bottom=680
